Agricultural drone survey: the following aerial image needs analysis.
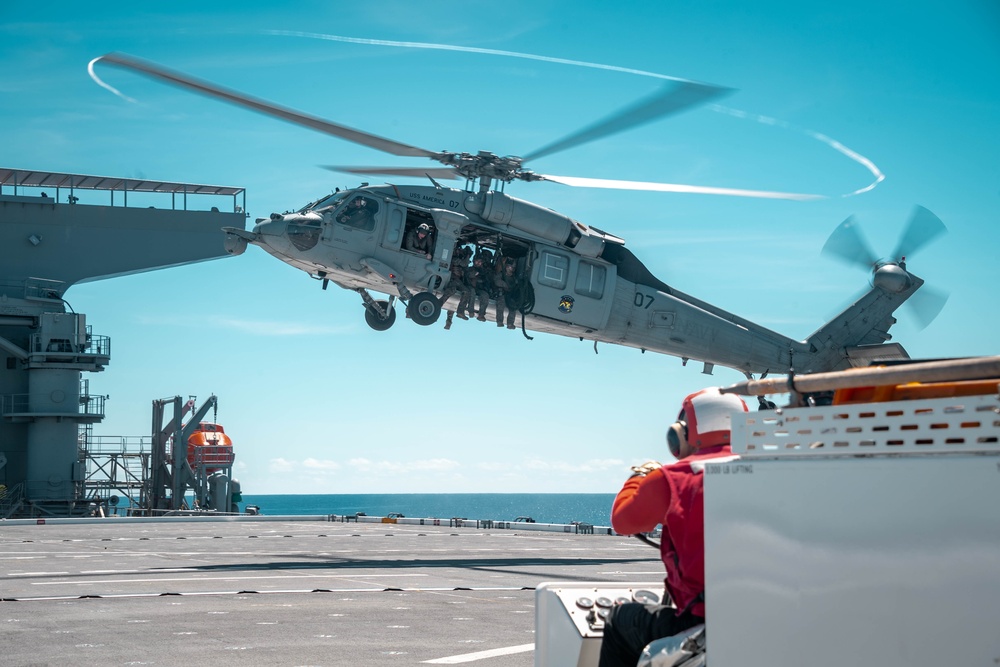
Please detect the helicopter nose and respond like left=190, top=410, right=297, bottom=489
left=252, top=214, right=287, bottom=237
left=245, top=215, right=292, bottom=256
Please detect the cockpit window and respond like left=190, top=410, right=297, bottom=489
left=287, top=217, right=322, bottom=251
left=303, top=191, right=349, bottom=213
left=332, top=196, right=379, bottom=231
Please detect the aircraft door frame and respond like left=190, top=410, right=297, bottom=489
left=530, top=248, right=616, bottom=330
left=381, top=203, right=407, bottom=251
left=321, top=194, right=381, bottom=260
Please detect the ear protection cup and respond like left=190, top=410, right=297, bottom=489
left=667, top=420, right=688, bottom=458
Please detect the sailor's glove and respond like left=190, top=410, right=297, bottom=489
left=629, top=461, right=662, bottom=478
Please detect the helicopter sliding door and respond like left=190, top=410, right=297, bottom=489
left=530, top=249, right=616, bottom=330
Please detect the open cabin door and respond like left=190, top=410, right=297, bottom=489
left=380, top=203, right=460, bottom=292
left=529, top=248, right=616, bottom=330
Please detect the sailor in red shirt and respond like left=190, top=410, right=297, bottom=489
left=599, top=387, right=748, bottom=667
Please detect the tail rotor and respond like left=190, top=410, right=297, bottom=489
left=891, top=205, right=948, bottom=264
left=821, top=215, right=879, bottom=271
left=821, top=206, right=949, bottom=330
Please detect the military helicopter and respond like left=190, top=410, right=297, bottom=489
left=95, top=53, right=947, bottom=376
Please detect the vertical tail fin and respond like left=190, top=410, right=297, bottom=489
left=802, top=269, right=923, bottom=371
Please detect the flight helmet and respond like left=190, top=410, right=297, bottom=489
left=667, top=387, right=748, bottom=457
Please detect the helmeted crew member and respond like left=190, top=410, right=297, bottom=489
left=404, top=222, right=434, bottom=259
left=465, top=251, right=493, bottom=321
left=337, top=196, right=377, bottom=228
left=441, top=246, right=473, bottom=329
left=494, top=259, right=522, bottom=329
left=598, top=387, right=749, bottom=667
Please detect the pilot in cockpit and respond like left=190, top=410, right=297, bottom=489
left=337, top=196, right=378, bottom=229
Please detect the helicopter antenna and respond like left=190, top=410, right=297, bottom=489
left=425, top=173, right=444, bottom=189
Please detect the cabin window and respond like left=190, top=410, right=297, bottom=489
left=538, top=251, right=569, bottom=289
left=575, top=262, right=606, bottom=299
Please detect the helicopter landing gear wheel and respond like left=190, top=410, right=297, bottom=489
left=364, top=300, right=396, bottom=331
left=407, top=292, right=441, bottom=326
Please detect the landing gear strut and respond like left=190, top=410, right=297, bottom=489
left=358, top=290, right=397, bottom=331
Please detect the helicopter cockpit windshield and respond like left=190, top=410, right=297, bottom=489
left=305, top=191, right=349, bottom=213
left=328, top=195, right=379, bottom=232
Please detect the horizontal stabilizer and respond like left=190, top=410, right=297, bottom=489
left=844, top=343, right=910, bottom=368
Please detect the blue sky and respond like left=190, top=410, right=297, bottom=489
left=2, top=2, right=998, bottom=494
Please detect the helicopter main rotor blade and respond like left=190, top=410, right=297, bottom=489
left=323, top=165, right=461, bottom=179
left=97, top=52, right=440, bottom=159
left=539, top=173, right=822, bottom=201
left=522, top=80, right=732, bottom=163
left=821, top=215, right=879, bottom=270
left=891, top=205, right=947, bottom=261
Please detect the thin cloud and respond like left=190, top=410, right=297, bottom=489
left=303, top=457, right=341, bottom=471
left=411, top=458, right=461, bottom=471
left=268, top=457, right=294, bottom=472
left=347, top=458, right=461, bottom=474
left=134, top=314, right=352, bottom=336
left=477, top=462, right=512, bottom=472
left=523, top=458, right=625, bottom=473
left=208, top=316, right=352, bottom=336
left=279, top=456, right=616, bottom=477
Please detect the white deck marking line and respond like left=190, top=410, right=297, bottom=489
left=9, top=586, right=534, bottom=602
left=32, top=573, right=429, bottom=585
left=422, top=643, right=534, bottom=664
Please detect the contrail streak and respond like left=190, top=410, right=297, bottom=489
left=709, top=105, right=885, bottom=197
left=807, top=131, right=885, bottom=196
left=265, top=30, right=698, bottom=84
left=267, top=31, right=884, bottom=198
left=88, top=57, right=136, bottom=103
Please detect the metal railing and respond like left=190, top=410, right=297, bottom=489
left=28, top=329, right=111, bottom=358
left=0, top=393, right=106, bottom=417
left=0, top=482, right=25, bottom=519
left=0, top=167, right=247, bottom=214
left=85, top=435, right=153, bottom=454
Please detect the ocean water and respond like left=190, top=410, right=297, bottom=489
left=238, top=493, right=616, bottom=527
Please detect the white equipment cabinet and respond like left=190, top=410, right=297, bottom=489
left=705, top=392, right=1000, bottom=667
